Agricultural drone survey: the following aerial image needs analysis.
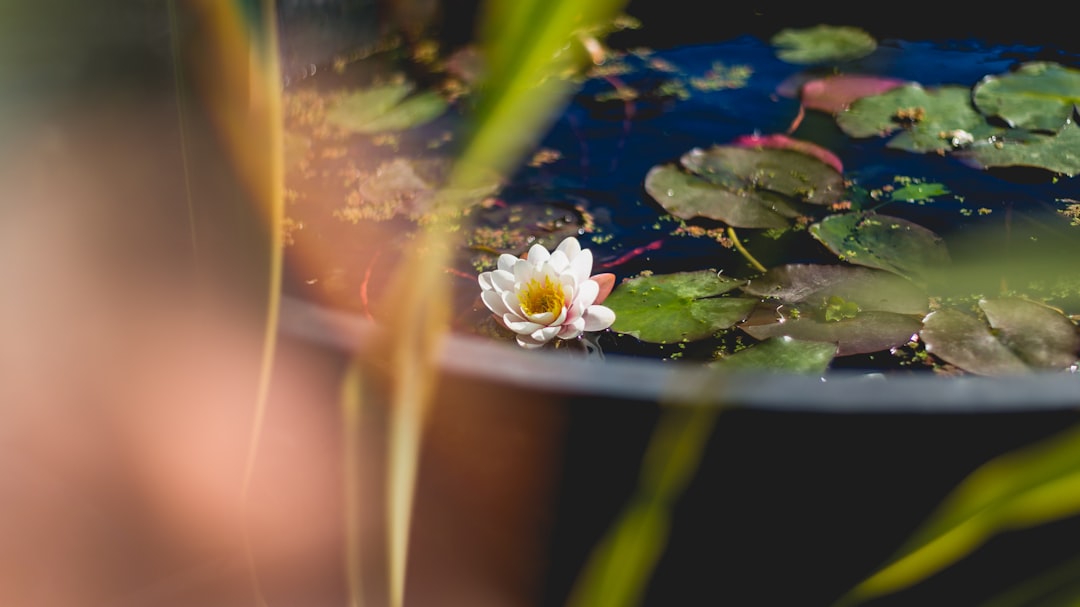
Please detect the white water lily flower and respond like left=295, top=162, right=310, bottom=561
left=478, top=236, right=616, bottom=349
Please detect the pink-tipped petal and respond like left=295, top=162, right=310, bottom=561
left=557, top=318, right=585, bottom=339
left=591, top=273, right=616, bottom=304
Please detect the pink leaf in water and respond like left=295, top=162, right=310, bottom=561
left=733, top=133, right=844, bottom=173
left=801, top=74, right=908, bottom=114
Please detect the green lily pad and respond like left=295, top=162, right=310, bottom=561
left=771, top=25, right=877, bottom=64
left=709, top=336, right=836, bottom=373
left=606, top=271, right=758, bottom=343
left=644, top=164, right=794, bottom=229
left=890, top=182, right=950, bottom=203
left=956, top=120, right=1080, bottom=177
left=920, top=308, right=1029, bottom=376
left=836, top=84, right=999, bottom=153
left=680, top=145, right=845, bottom=206
left=973, top=62, right=1080, bottom=132
left=739, top=307, right=922, bottom=356
left=326, top=82, right=448, bottom=134
left=742, top=264, right=929, bottom=315
left=809, top=212, right=950, bottom=285
left=978, top=298, right=1080, bottom=369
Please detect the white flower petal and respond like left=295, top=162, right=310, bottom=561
left=548, top=250, right=570, bottom=273
left=497, top=253, right=519, bottom=272
left=478, top=271, right=495, bottom=291
left=557, top=318, right=585, bottom=339
left=530, top=325, right=560, bottom=343
left=516, top=334, right=546, bottom=349
left=525, top=310, right=556, bottom=325
left=490, top=269, right=515, bottom=291
left=501, top=291, right=524, bottom=316
left=513, top=259, right=533, bottom=285
left=569, top=248, right=593, bottom=283
left=574, top=279, right=599, bottom=308
left=527, top=243, right=550, bottom=266
left=555, top=236, right=581, bottom=260
left=582, top=304, right=616, bottom=331
left=481, top=290, right=511, bottom=317
left=504, top=315, right=543, bottom=334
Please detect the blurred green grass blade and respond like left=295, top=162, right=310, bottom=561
left=837, top=423, right=1080, bottom=606
left=981, top=554, right=1080, bottom=607
left=341, top=359, right=366, bottom=607
left=568, top=406, right=717, bottom=607
left=455, top=0, right=627, bottom=186
left=381, top=2, right=627, bottom=606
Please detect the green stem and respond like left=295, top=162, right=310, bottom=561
left=727, top=226, right=767, bottom=273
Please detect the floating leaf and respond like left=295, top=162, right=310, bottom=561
left=809, top=212, right=950, bottom=285
left=326, top=83, right=448, bottom=134
left=836, top=84, right=998, bottom=153
left=890, top=182, right=950, bottom=203
left=919, top=308, right=1029, bottom=375
left=644, top=164, right=793, bottom=229
left=957, top=120, right=1080, bottom=177
left=979, top=298, right=1080, bottom=369
left=606, top=271, right=757, bottom=343
left=680, top=145, right=845, bottom=206
left=973, top=62, right=1080, bottom=132
left=739, top=307, right=921, bottom=356
left=800, top=74, right=908, bottom=113
left=743, top=264, right=928, bottom=315
left=709, top=336, right=836, bottom=373
left=770, top=25, right=877, bottom=64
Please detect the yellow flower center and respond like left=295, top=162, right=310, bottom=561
left=518, top=275, right=565, bottom=317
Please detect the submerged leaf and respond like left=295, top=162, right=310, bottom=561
left=919, top=308, right=1029, bottom=376
left=973, top=62, right=1080, bottom=132
left=739, top=307, right=921, bottom=356
left=809, top=213, right=950, bottom=285
left=606, top=271, right=756, bottom=343
left=978, top=298, right=1080, bottom=369
left=743, top=264, right=929, bottom=315
left=709, top=336, right=835, bottom=373
left=771, top=25, right=877, bottom=64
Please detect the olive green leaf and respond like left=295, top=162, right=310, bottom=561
left=837, top=84, right=999, bottom=153
left=605, top=271, right=757, bottom=343
left=809, top=213, right=951, bottom=285
left=771, top=25, right=877, bottom=64
left=709, top=336, right=836, bottom=373
left=973, top=62, right=1080, bottom=132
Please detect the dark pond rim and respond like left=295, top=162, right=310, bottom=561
left=281, top=296, right=1080, bottom=413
